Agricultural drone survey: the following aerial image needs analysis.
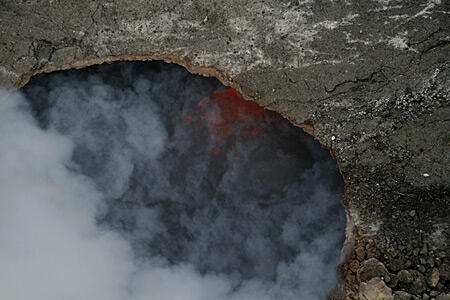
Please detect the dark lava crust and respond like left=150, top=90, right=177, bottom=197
left=0, top=1, right=448, bottom=299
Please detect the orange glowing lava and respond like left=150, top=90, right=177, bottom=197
left=184, top=88, right=286, bottom=154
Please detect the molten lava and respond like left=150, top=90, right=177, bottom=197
left=184, top=88, right=286, bottom=154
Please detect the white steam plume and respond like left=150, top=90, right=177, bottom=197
left=0, top=62, right=345, bottom=300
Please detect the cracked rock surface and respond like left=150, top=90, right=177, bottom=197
left=0, top=0, right=448, bottom=298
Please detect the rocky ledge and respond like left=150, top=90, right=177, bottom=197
left=0, top=1, right=448, bottom=299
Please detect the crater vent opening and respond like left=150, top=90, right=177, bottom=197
left=1, top=61, right=345, bottom=300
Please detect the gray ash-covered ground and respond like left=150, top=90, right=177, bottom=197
left=13, top=61, right=345, bottom=299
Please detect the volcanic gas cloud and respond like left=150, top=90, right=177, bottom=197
left=0, top=61, right=345, bottom=300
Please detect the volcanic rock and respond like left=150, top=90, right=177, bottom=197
left=359, top=277, right=394, bottom=300
left=0, top=0, right=448, bottom=298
